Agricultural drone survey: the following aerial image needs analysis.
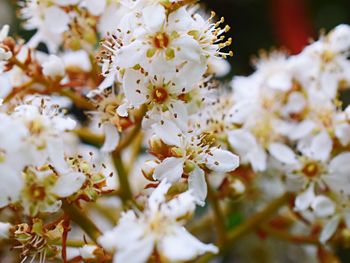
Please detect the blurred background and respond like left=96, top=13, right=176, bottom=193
left=2, top=0, right=350, bottom=76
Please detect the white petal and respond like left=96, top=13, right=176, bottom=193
left=142, top=4, right=165, bottom=31
left=309, top=132, right=332, bottom=161
left=0, top=169, right=23, bottom=207
left=329, top=152, right=350, bottom=175
left=188, top=166, right=207, bottom=206
left=123, top=69, right=147, bottom=107
left=248, top=145, right=267, bottom=172
left=206, top=148, right=239, bottom=173
left=81, top=0, right=106, bottom=16
left=295, top=184, right=315, bottom=211
left=153, top=157, right=184, bottom=183
left=335, top=123, right=350, bottom=146
left=115, top=235, right=154, bottom=263
left=167, top=7, right=193, bottom=32
left=161, top=191, right=196, bottom=219
left=289, top=120, right=315, bottom=140
left=149, top=180, right=171, bottom=212
left=51, top=172, right=85, bottom=197
left=152, top=120, right=182, bottom=147
left=101, top=124, right=120, bottom=152
left=269, top=143, right=298, bottom=165
left=44, top=7, right=69, bottom=34
left=117, top=41, right=145, bottom=68
left=47, top=138, right=69, bottom=174
left=159, top=226, right=218, bottom=261
left=311, top=195, right=335, bottom=218
left=0, top=222, right=11, bottom=239
left=227, top=129, right=256, bottom=156
left=168, top=100, right=188, bottom=131
left=320, top=215, right=341, bottom=243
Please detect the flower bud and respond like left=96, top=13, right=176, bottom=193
left=42, top=55, right=65, bottom=80
left=141, top=160, right=159, bottom=181
left=229, top=178, right=245, bottom=198
left=80, top=245, right=98, bottom=260
left=0, top=222, right=11, bottom=239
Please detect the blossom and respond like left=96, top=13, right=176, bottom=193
left=20, top=0, right=70, bottom=52
left=42, top=55, right=65, bottom=80
left=150, top=120, right=239, bottom=204
left=268, top=133, right=350, bottom=212
left=99, top=181, right=218, bottom=263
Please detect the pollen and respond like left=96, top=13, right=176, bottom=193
left=302, top=162, right=319, bottom=178
left=152, top=87, right=168, bottom=104
left=152, top=32, right=170, bottom=49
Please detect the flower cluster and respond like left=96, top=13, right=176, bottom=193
left=227, top=24, right=350, bottom=243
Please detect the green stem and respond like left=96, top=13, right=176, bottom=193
left=112, top=154, right=133, bottom=204
left=260, top=225, right=320, bottom=245
left=196, top=192, right=293, bottom=263
left=207, top=183, right=226, bottom=247
left=62, top=201, right=102, bottom=244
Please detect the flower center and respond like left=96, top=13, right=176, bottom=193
left=153, top=32, right=170, bottom=49
left=29, top=185, right=47, bottom=201
left=302, top=162, right=319, bottom=178
left=152, top=87, right=168, bottom=104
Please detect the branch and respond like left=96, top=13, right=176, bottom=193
left=62, top=201, right=102, bottom=244
left=196, top=192, right=293, bottom=263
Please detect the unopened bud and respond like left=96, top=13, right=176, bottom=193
left=42, top=55, right=65, bottom=80
left=141, top=160, right=159, bottom=181
left=184, top=160, right=195, bottom=174
left=149, top=135, right=165, bottom=152
left=80, top=245, right=98, bottom=260
left=229, top=178, right=245, bottom=198
left=340, top=228, right=350, bottom=248
left=0, top=222, right=11, bottom=239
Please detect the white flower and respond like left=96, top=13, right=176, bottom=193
left=42, top=55, right=65, bottom=80
left=0, top=113, right=31, bottom=208
left=151, top=120, right=239, bottom=204
left=21, top=1, right=70, bottom=52
left=100, top=4, right=206, bottom=85
left=119, top=68, right=192, bottom=128
left=269, top=133, right=350, bottom=212
left=98, top=181, right=218, bottom=263
left=7, top=96, right=76, bottom=173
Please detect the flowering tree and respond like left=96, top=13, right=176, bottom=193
left=1, top=0, right=350, bottom=262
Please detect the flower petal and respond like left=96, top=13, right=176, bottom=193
left=159, top=226, right=218, bottom=261
left=123, top=69, right=148, bottom=107
left=188, top=166, right=207, bottom=206
left=295, top=184, right=315, bottom=211
left=269, top=143, right=298, bottom=165
left=311, top=195, right=335, bottom=218
left=152, top=120, right=182, bottom=147
left=320, top=215, right=340, bottom=244
left=206, top=148, right=239, bottom=173
left=101, top=124, right=120, bottom=152
left=153, top=157, right=184, bottom=183
left=51, top=172, right=85, bottom=198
